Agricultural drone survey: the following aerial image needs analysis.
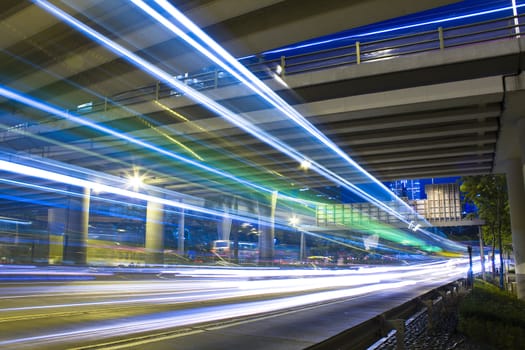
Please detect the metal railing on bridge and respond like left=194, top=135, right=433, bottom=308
left=104, top=13, right=524, bottom=110
left=6, top=13, right=523, bottom=135
left=264, top=13, right=524, bottom=76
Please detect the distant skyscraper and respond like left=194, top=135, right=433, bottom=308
left=387, top=179, right=422, bottom=200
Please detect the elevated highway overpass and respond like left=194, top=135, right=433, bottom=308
left=3, top=22, right=523, bottom=196
left=1, top=0, right=481, bottom=197
left=1, top=1, right=525, bottom=296
left=0, top=2, right=520, bottom=196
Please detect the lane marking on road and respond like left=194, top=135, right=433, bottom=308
left=70, top=329, right=205, bottom=350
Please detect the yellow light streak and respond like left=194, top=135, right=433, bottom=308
left=154, top=100, right=207, bottom=133
left=138, top=115, right=204, bottom=161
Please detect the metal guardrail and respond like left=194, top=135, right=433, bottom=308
left=90, top=14, right=524, bottom=113
left=255, top=14, right=525, bottom=77
left=305, top=279, right=468, bottom=350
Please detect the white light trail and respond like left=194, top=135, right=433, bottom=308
left=0, top=156, right=322, bottom=236
left=0, top=85, right=271, bottom=195
left=0, top=261, right=469, bottom=348
left=134, top=0, right=425, bottom=223
left=0, top=159, right=249, bottom=223
left=30, top=0, right=423, bottom=228
left=263, top=4, right=525, bottom=55
left=1, top=281, right=415, bottom=348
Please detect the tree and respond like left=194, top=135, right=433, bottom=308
left=460, top=175, right=511, bottom=288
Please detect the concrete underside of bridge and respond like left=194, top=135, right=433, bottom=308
left=189, top=0, right=461, bottom=57
left=496, top=72, right=525, bottom=300
left=0, top=0, right=469, bottom=196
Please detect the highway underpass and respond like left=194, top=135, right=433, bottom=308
left=0, top=1, right=525, bottom=348
left=2, top=0, right=500, bottom=269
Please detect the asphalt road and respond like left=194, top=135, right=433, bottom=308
left=0, top=260, right=472, bottom=349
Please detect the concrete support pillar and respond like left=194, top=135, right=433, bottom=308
left=519, top=118, right=525, bottom=166
left=299, top=231, right=305, bottom=261
left=177, top=208, right=185, bottom=256
left=259, top=191, right=277, bottom=264
left=47, top=208, right=64, bottom=264
left=32, top=231, right=49, bottom=264
left=504, top=158, right=525, bottom=299
left=145, top=200, right=164, bottom=265
left=62, top=187, right=90, bottom=265
left=508, top=117, right=525, bottom=298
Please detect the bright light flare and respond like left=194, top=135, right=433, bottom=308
left=300, top=159, right=311, bottom=171
left=127, top=171, right=144, bottom=191
left=289, top=215, right=300, bottom=227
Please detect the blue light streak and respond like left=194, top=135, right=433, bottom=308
left=0, top=45, right=215, bottom=164
left=0, top=176, right=145, bottom=214
left=0, top=216, right=32, bottom=225
left=0, top=85, right=270, bottom=195
left=0, top=159, right=260, bottom=225
left=0, top=175, right=89, bottom=196
left=31, top=0, right=323, bottom=209
left=33, top=0, right=429, bottom=231
left=23, top=1, right=371, bottom=217
left=262, top=3, right=525, bottom=56
left=0, top=86, right=315, bottom=206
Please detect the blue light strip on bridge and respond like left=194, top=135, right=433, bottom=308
left=261, top=2, right=525, bottom=56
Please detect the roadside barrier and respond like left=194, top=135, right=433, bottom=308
left=306, top=279, right=468, bottom=350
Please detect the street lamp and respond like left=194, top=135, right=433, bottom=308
left=127, top=173, right=144, bottom=191
left=290, top=216, right=305, bottom=262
